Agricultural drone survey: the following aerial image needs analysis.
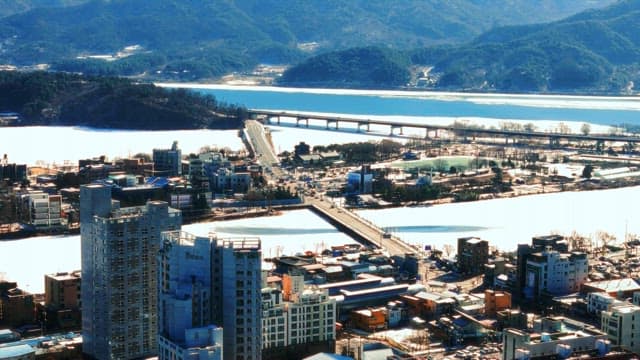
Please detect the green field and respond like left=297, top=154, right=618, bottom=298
left=390, top=156, right=493, bottom=172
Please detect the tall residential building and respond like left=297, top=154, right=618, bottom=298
left=80, top=184, right=182, bottom=360
left=158, top=231, right=223, bottom=360
left=158, top=230, right=262, bottom=360
left=153, top=141, right=182, bottom=177
left=523, top=248, right=588, bottom=300
left=601, top=303, right=640, bottom=354
left=457, top=237, right=489, bottom=276
left=261, top=285, right=336, bottom=360
left=212, top=236, right=262, bottom=360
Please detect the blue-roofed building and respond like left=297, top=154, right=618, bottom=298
left=0, top=330, right=19, bottom=344
left=0, top=344, right=35, bottom=360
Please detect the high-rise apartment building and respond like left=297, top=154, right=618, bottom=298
left=158, top=231, right=223, bottom=360
left=158, top=230, right=262, bottom=360
left=212, top=236, right=262, bottom=360
left=80, top=184, right=182, bottom=360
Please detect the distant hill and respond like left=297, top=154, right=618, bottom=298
left=279, top=47, right=411, bottom=88
left=283, top=0, right=640, bottom=94
left=415, top=0, right=640, bottom=93
left=0, top=0, right=87, bottom=18
left=0, top=71, right=245, bottom=129
left=0, top=0, right=615, bottom=81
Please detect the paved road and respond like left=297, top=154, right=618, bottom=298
left=245, top=120, right=284, bottom=177
left=306, top=196, right=415, bottom=257
left=244, top=120, right=416, bottom=256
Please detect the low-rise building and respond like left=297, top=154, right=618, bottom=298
left=262, top=286, right=336, bottom=360
left=484, top=289, right=511, bottom=316
left=351, top=308, right=386, bottom=332
left=44, top=271, right=81, bottom=330
left=26, top=191, right=61, bottom=228
left=457, top=237, right=489, bottom=276
left=0, top=282, right=34, bottom=328
left=583, top=278, right=640, bottom=299
left=503, top=316, right=607, bottom=360
left=523, top=248, right=588, bottom=300
left=0, top=344, right=35, bottom=360
left=601, top=303, right=640, bottom=354
left=587, top=292, right=625, bottom=316
left=212, top=168, right=251, bottom=193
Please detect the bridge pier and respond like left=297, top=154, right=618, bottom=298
left=357, top=122, right=370, bottom=132
left=326, top=120, right=338, bottom=130
left=296, top=117, right=309, bottom=127
left=425, top=128, right=439, bottom=139
left=390, top=125, right=403, bottom=135
left=549, top=136, right=560, bottom=148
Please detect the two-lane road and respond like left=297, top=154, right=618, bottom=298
left=245, top=120, right=284, bottom=177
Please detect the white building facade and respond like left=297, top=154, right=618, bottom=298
left=523, top=249, right=588, bottom=299
left=262, top=287, right=336, bottom=357
left=158, top=231, right=223, bottom=360
left=601, top=303, right=640, bottom=354
left=28, top=192, right=61, bottom=228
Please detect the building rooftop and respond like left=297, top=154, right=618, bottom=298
left=46, top=271, right=81, bottom=281
left=0, top=344, right=34, bottom=357
left=584, top=278, right=640, bottom=293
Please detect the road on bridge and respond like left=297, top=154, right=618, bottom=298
left=243, top=119, right=416, bottom=257
left=305, top=196, right=415, bottom=257
left=245, top=119, right=283, bottom=177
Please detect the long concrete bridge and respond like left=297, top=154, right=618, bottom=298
left=248, top=109, right=640, bottom=146
left=306, top=197, right=416, bottom=257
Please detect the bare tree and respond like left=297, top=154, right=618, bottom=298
left=557, top=122, right=571, bottom=134
left=580, top=123, right=591, bottom=136
left=443, top=244, right=454, bottom=258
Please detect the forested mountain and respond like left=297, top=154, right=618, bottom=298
left=0, top=71, right=245, bottom=129
left=283, top=0, right=640, bottom=93
left=0, top=0, right=87, bottom=18
left=413, top=0, right=640, bottom=92
left=0, top=0, right=615, bottom=81
left=279, top=47, right=411, bottom=88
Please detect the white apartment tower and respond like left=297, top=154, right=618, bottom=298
left=80, top=184, right=182, bottom=360
left=212, top=236, right=262, bottom=360
left=158, top=231, right=223, bottom=360
left=158, top=230, right=262, bottom=360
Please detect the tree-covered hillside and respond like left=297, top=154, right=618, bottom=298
left=415, top=0, right=640, bottom=93
left=0, top=71, right=245, bottom=129
left=279, top=47, right=411, bottom=88
left=283, top=0, right=640, bottom=94
left=0, top=0, right=87, bottom=18
left=0, top=0, right=615, bottom=81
